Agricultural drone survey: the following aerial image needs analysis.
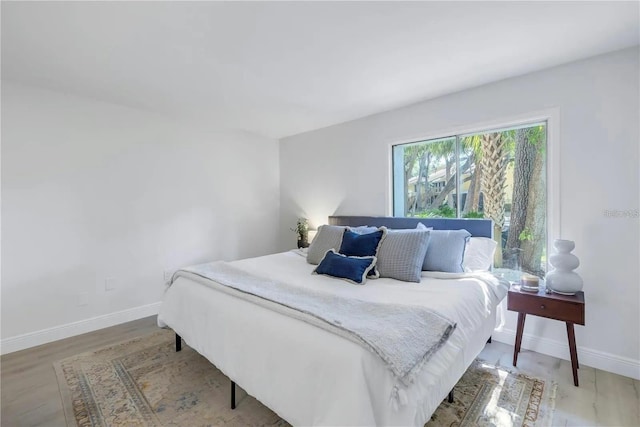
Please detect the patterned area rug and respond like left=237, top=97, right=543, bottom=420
left=426, top=361, right=556, bottom=427
left=54, top=329, right=556, bottom=427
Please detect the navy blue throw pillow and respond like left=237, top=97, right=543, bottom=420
left=313, top=250, right=377, bottom=285
left=339, top=227, right=387, bottom=278
left=339, top=228, right=386, bottom=256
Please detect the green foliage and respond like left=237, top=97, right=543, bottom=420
left=404, top=138, right=456, bottom=177
left=429, top=139, right=456, bottom=162
left=527, top=125, right=547, bottom=154
left=461, top=135, right=483, bottom=160
left=290, top=218, right=309, bottom=240
left=519, top=227, right=533, bottom=242
left=463, top=211, right=484, bottom=219
left=403, top=144, right=428, bottom=175
left=415, top=204, right=456, bottom=218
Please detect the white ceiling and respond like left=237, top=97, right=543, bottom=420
left=2, top=1, right=639, bottom=139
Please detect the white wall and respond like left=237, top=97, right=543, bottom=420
left=1, top=81, right=280, bottom=352
left=280, top=48, right=640, bottom=379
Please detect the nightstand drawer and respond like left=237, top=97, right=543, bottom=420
left=508, top=291, right=584, bottom=324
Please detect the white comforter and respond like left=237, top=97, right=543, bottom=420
left=158, top=251, right=508, bottom=426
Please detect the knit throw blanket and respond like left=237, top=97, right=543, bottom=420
left=172, top=262, right=456, bottom=388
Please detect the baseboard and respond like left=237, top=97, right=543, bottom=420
left=493, top=327, right=640, bottom=380
left=1, top=302, right=161, bottom=355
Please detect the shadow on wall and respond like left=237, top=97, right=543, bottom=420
left=280, top=192, right=368, bottom=249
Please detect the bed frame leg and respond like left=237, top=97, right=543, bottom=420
left=448, top=390, right=454, bottom=403
left=175, top=333, right=182, bottom=352
left=487, top=336, right=492, bottom=344
left=231, top=381, right=236, bottom=409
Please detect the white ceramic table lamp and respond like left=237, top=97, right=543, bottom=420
left=545, top=239, right=583, bottom=295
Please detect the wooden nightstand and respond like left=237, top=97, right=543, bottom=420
left=508, top=285, right=585, bottom=386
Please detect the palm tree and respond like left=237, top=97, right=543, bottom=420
left=480, top=132, right=508, bottom=266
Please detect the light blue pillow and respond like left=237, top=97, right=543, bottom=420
left=313, top=249, right=377, bottom=285
left=418, top=223, right=471, bottom=273
left=377, top=228, right=431, bottom=282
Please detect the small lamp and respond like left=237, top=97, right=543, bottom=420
left=545, top=239, right=583, bottom=295
left=307, top=229, right=318, bottom=244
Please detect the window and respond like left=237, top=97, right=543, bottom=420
left=392, top=122, right=547, bottom=277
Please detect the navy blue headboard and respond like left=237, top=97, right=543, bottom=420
left=328, top=216, right=493, bottom=239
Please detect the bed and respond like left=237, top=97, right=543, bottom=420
left=157, top=216, right=508, bottom=426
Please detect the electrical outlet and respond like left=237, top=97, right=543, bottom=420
left=164, top=270, right=174, bottom=283
left=77, top=292, right=89, bottom=306
left=105, top=277, right=117, bottom=291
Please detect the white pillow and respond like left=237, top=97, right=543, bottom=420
left=421, top=271, right=474, bottom=279
left=462, top=237, right=497, bottom=272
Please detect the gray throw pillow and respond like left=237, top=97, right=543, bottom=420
left=377, top=228, right=431, bottom=282
left=307, top=225, right=346, bottom=265
left=418, top=223, right=471, bottom=273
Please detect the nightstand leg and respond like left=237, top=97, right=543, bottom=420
left=231, top=381, right=236, bottom=409
left=566, top=322, right=579, bottom=386
left=513, top=312, right=526, bottom=366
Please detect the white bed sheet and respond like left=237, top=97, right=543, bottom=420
left=158, top=251, right=508, bottom=426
